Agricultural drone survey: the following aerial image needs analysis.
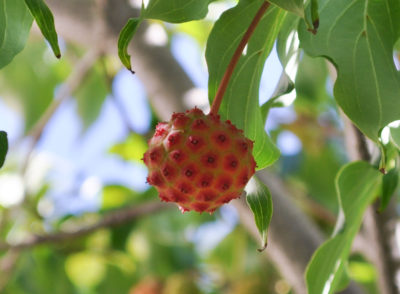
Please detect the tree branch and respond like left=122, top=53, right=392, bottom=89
left=0, top=201, right=169, bottom=251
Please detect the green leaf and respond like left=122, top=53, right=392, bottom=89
left=144, top=0, right=216, bottom=23
left=298, top=0, right=400, bottom=141
left=109, top=133, right=148, bottom=163
left=379, top=168, right=398, bottom=212
left=206, top=0, right=286, bottom=169
left=0, top=0, right=33, bottom=69
left=390, top=125, right=400, bottom=150
left=0, top=40, right=71, bottom=132
left=245, top=176, right=273, bottom=251
left=269, top=0, right=304, bottom=17
left=0, top=131, right=7, bottom=168
left=24, top=0, right=60, bottom=58
left=118, top=18, right=141, bottom=72
left=306, top=161, right=382, bottom=294
left=74, top=66, right=108, bottom=129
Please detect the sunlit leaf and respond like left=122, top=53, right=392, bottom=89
left=306, top=161, right=382, bottom=294
left=24, top=0, right=60, bottom=58
left=65, top=252, right=106, bottom=289
left=0, top=131, right=7, bottom=168
left=379, top=168, right=398, bottom=212
left=102, top=185, right=138, bottom=210
left=144, top=0, right=216, bottom=23
left=299, top=0, right=400, bottom=141
left=269, top=0, right=303, bottom=17
left=206, top=0, right=286, bottom=169
left=109, top=133, right=148, bottom=163
left=0, top=0, right=33, bottom=68
left=118, top=18, right=141, bottom=72
left=246, top=176, right=273, bottom=251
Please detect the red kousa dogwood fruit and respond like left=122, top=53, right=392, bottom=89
left=143, top=108, right=256, bottom=213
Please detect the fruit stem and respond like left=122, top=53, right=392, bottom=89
left=209, top=1, right=270, bottom=116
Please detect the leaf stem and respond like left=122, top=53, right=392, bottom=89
left=209, top=1, right=270, bottom=116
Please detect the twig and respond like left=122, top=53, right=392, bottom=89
left=209, top=1, right=270, bottom=115
left=0, top=201, right=169, bottom=251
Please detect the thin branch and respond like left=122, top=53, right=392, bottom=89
left=0, top=201, right=169, bottom=251
left=209, top=1, right=270, bottom=115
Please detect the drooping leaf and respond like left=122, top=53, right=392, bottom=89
left=144, top=0, right=216, bottom=23
left=305, top=161, right=382, bottom=294
left=379, top=168, right=398, bottom=212
left=118, top=18, right=141, bottom=72
left=24, top=0, right=60, bottom=58
left=0, top=0, right=33, bottom=69
left=206, top=0, right=286, bottom=169
left=0, top=131, right=7, bottom=168
left=245, top=176, right=273, bottom=251
left=298, top=0, right=400, bottom=141
left=269, top=0, right=304, bottom=17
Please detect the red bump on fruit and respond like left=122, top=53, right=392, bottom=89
left=143, top=108, right=256, bottom=213
left=216, top=176, right=232, bottom=192
left=166, top=131, right=182, bottom=148
left=187, top=135, right=204, bottom=151
left=198, top=189, right=218, bottom=202
left=169, top=150, right=186, bottom=163
left=192, top=202, right=210, bottom=212
left=147, top=171, right=165, bottom=188
left=188, top=107, right=204, bottom=117
left=178, top=181, right=194, bottom=194
left=147, top=146, right=163, bottom=166
left=201, top=151, right=218, bottom=168
left=161, top=164, right=177, bottom=181
left=196, top=174, right=214, bottom=188
left=192, top=119, right=208, bottom=130
left=154, top=122, right=169, bottom=137
left=167, top=189, right=190, bottom=203
left=237, top=169, right=250, bottom=187
left=183, top=164, right=198, bottom=179
left=212, top=131, right=230, bottom=148
left=172, top=112, right=190, bottom=128
left=224, top=154, right=239, bottom=171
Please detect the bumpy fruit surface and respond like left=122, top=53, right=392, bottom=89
left=143, top=108, right=256, bottom=213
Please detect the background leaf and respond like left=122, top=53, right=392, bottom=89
left=24, top=0, right=60, bottom=58
left=379, top=168, right=398, bottom=212
left=144, top=0, right=216, bottom=23
left=118, top=18, right=141, bottom=72
left=0, top=40, right=70, bottom=132
left=206, top=0, right=286, bottom=169
left=0, top=131, right=7, bottom=168
left=305, top=161, right=382, bottom=294
left=245, top=176, right=273, bottom=251
left=74, top=65, right=108, bottom=130
left=0, top=0, right=33, bottom=69
left=298, top=0, right=400, bottom=141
